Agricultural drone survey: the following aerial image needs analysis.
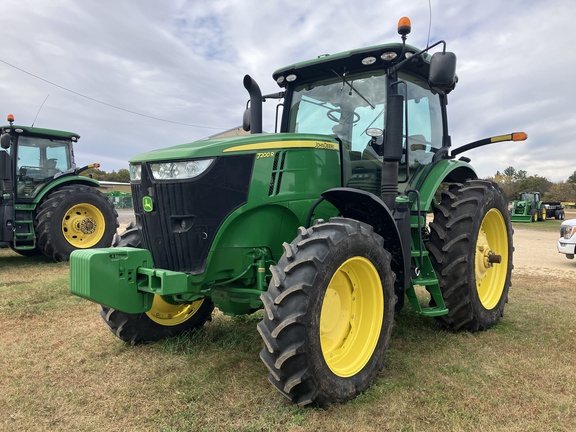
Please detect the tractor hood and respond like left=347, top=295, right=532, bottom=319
left=129, top=132, right=340, bottom=163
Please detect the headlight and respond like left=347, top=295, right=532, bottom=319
left=564, top=225, right=576, bottom=239
left=129, top=164, right=142, bottom=181
left=150, top=158, right=215, bottom=180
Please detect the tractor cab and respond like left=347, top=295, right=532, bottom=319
left=240, top=22, right=458, bottom=210
left=518, top=192, right=539, bottom=203
left=0, top=116, right=79, bottom=200
left=277, top=62, right=444, bottom=194
left=13, top=133, right=76, bottom=199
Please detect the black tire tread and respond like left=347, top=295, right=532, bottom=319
left=427, top=179, right=513, bottom=332
left=35, top=184, right=118, bottom=261
left=257, top=217, right=395, bottom=407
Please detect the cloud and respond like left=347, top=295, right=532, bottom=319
left=0, top=0, right=574, bottom=181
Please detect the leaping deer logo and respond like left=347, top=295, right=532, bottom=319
left=142, top=196, right=154, bottom=212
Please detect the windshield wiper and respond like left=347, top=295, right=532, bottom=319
left=331, top=69, right=375, bottom=109
left=300, top=97, right=335, bottom=111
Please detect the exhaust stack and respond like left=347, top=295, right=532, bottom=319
left=243, top=75, right=263, bottom=134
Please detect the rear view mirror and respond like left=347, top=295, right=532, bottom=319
left=429, top=52, right=457, bottom=93
left=0, top=149, right=11, bottom=181
left=1, top=133, right=11, bottom=149
left=242, top=108, right=251, bottom=132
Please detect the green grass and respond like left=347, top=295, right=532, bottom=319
left=512, top=218, right=564, bottom=232
left=1, top=247, right=575, bottom=431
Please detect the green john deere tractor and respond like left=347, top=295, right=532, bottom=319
left=70, top=17, right=527, bottom=406
left=0, top=115, right=118, bottom=261
left=511, top=191, right=546, bottom=222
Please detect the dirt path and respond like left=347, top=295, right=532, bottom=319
left=513, top=225, right=576, bottom=281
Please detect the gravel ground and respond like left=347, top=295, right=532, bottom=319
left=116, top=208, right=136, bottom=232
left=513, top=224, right=575, bottom=276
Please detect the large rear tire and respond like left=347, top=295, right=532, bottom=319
left=35, top=185, right=118, bottom=261
left=258, top=218, right=395, bottom=407
left=427, top=180, right=513, bottom=332
left=99, top=225, right=214, bottom=344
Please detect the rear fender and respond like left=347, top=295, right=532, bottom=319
left=32, top=175, right=101, bottom=204
left=410, top=159, right=477, bottom=212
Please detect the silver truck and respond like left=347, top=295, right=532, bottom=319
left=558, top=219, right=576, bottom=259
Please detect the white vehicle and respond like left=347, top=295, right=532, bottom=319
left=558, top=219, right=576, bottom=259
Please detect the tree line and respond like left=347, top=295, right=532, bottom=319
left=487, top=166, right=576, bottom=202
left=82, top=167, right=130, bottom=183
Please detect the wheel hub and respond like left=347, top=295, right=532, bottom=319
left=475, top=229, right=499, bottom=283
left=62, top=203, right=106, bottom=248
left=79, top=218, right=97, bottom=234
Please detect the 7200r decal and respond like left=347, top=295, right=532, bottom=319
left=256, top=152, right=275, bottom=159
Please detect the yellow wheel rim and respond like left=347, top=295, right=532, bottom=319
left=320, top=257, right=383, bottom=377
left=62, top=203, right=106, bottom=248
left=475, top=208, right=508, bottom=310
left=146, top=296, right=205, bottom=326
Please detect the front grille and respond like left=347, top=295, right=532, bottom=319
left=132, top=154, right=254, bottom=274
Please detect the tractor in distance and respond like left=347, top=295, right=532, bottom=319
left=70, top=17, right=527, bottom=407
left=511, top=191, right=551, bottom=222
left=0, top=115, right=118, bottom=261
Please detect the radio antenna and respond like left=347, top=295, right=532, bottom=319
left=31, top=94, right=50, bottom=127
left=426, top=0, right=432, bottom=48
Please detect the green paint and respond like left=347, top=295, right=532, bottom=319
left=68, top=39, right=481, bottom=319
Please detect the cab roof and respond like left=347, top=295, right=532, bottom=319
left=273, top=42, right=432, bottom=87
left=1, top=124, right=80, bottom=140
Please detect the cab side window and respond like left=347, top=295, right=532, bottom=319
left=402, top=75, right=443, bottom=168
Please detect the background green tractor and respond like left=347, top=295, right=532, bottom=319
left=0, top=115, right=118, bottom=261
left=71, top=17, right=526, bottom=406
left=511, top=191, right=546, bottom=222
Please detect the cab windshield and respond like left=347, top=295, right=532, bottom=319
left=16, top=136, right=72, bottom=198
left=288, top=70, right=387, bottom=154
left=287, top=70, right=443, bottom=165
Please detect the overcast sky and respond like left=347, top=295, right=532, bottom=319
left=1, top=0, right=574, bottom=181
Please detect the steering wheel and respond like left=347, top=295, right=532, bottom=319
left=326, top=108, right=360, bottom=124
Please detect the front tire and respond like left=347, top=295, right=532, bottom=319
left=258, top=218, right=395, bottom=407
left=427, top=180, right=513, bottom=332
left=35, top=185, right=118, bottom=261
left=100, top=224, right=214, bottom=344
